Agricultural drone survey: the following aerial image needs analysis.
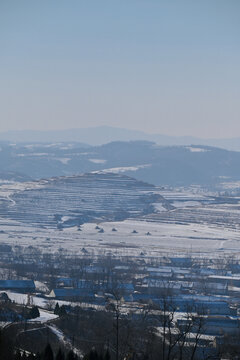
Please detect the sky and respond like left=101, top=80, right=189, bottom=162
left=0, top=0, right=239, bottom=138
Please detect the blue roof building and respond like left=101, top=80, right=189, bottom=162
left=0, top=280, right=35, bottom=292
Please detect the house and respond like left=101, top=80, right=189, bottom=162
left=208, top=275, right=240, bottom=287
left=77, top=280, right=95, bottom=289
left=116, top=283, right=134, bottom=293
left=56, top=277, right=73, bottom=287
left=141, top=279, right=182, bottom=296
left=84, top=265, right=105, bottom=274
left=193, top=281, right=228, bottom=295
left=49, top=288, right=94, bottom=300
left=201, top=316, right=240, bottom=336
left=0, top=280, right=35, bottom=293
left=147, top=266, right=173, bottom=278
left=132, top=292, right=153, bottom=302
left=161, top=296, right=235, bottom=315
left=169, top=257, right=192, bottom=268
left=177, top=316, right=240, bottom=336
left=228, top=285, right=240, bottom=296
left=0, top=244, right=11, bottom=252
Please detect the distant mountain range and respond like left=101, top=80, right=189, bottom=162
left=1, top=140, right=240, bottom=188
left=1, top=126, right=240, bottom=151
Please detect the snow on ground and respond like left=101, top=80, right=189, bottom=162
left=89, top=158, right=106, bottom=164
left=4, top=291, right=105, bottom=312
left=186, top=147, right=210, bottom=153
left=48, top=324, right=83, bottom=357
left=153, top=203, right=168, bottom=212
left=220, top=181, right=240, bottom=189
left=28, top=309, right=58, bottom=323
left=0, top=181, right=239, bottom=259
left=172, top=201, right=202, bottom=208
left=55, top=158, right=71, bottom=165
left=34, top=281, right=49, bottom=293
left=0, top=180, right=47, bottom=205
left=48, top=324, right=65, bottom=341
left=228, top=286, right=240, bottom=293
left=0, top=212, right=240, bottom=259
left=158, top=189, right=210, bottom=201
left=156, top=326, right=215, bottom=342
left=4, top=291, right=46, bottom=307
left=0, top=321, right=11, bottom=328
left=92, top=164, right=151, bottom=174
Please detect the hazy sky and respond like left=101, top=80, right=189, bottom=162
left=0, top=0, right=239, bottom=138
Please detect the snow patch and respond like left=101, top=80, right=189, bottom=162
left=28, top=309, right=58, bottom=323
left=153, top=203, right=168, bottom=212
left=89, top=158, right=106, bottom=164
left=92, top=164, right=151, bottom=174
left=186, top=147, right=209, bottom=153
left=172, top=201, right=202, bottom=208
left=55, top=158, right=71, bottom=165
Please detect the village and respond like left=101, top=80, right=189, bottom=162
left=1, top=248, right=240, bottom=358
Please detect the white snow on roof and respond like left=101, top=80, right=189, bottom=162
left=209, top=275, right=240, bottom=281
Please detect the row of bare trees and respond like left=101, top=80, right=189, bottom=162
left=103, top=288, right=207, bottom=360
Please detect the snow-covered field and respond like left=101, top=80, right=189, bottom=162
left=0, top=213, right=239, bottom=259
left=28, top=309, right=58, bottom=323
left=0, top=177, right=239, bottom=259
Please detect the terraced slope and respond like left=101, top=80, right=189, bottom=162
left=0, top=173, right=166, bottom=228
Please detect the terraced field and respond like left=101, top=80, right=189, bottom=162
left=0, top=173, right=239, bottom=259
left=146, top=189, right=240, bottom=231
left=0, top=173, right=165, bottom=228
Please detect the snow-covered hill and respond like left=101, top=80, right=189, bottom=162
left=0, top=173, right=167, bottom=228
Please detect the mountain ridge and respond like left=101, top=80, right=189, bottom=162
left=1, top=126, right=240, bottom=151
left=0, top=141, right=240, bottom=188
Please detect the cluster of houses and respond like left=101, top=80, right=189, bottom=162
left=1, top=256, right=240, bottom=352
